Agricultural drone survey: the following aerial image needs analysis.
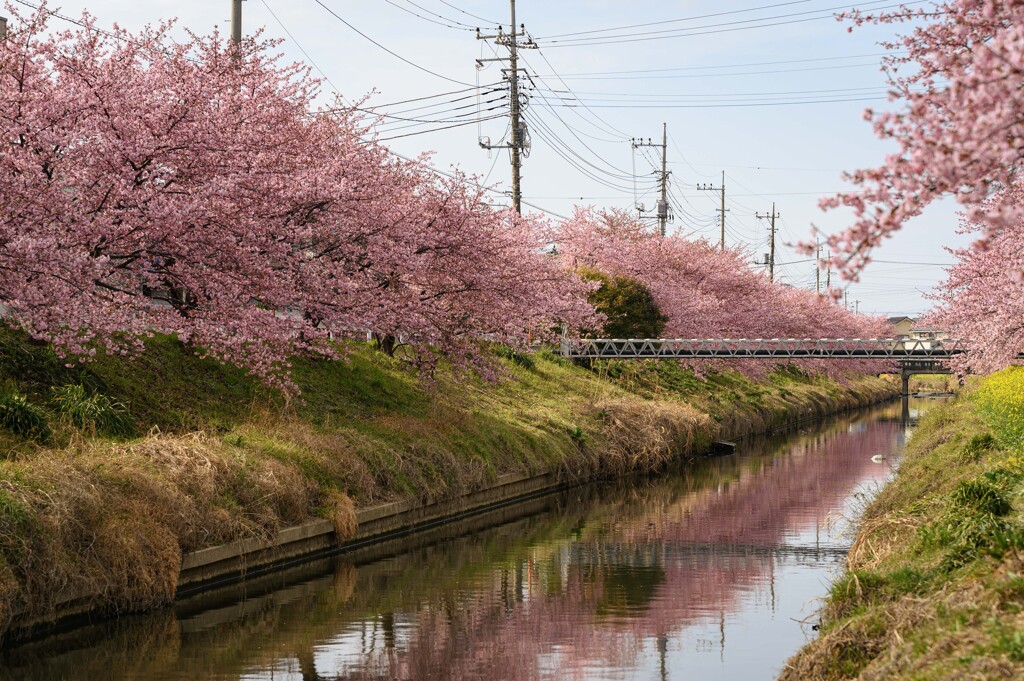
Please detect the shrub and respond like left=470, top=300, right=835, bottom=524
left=51, top=385, right=135, bottom=438
left=579, top=268, right=667, bottom=338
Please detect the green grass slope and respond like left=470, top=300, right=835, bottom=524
left=782, top=368, right=1024, bottom=680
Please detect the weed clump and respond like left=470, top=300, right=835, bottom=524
left=51, top=385, right=135, bottom=438
left=959, top=432, right=996, bottom=463
left=951, top=479, right=1012, bottom=516
left=495, top=345, right=535, bottom=371
left=0, top=392, right=50, bottom=443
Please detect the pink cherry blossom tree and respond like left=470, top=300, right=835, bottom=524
left=807, top=0, right=1024, bottom=373
left=557, top=208, right=891, bottom=378
left=816, top=0, right=1024, bottom=279
left=0, top=3, right=594, bottom=389
left=931, top=184, right=1024, bottom=373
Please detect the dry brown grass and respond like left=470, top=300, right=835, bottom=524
left=577, top=398, right=717, bottom=477
left=781, top=577, right=1024, bottom=681
left=0, top=432, right=353, bottom=641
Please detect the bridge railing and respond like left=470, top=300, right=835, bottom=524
left=557, top=338, right=969, bottom=359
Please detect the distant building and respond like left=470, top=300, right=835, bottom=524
left=886, top=316, right=916, bottom=338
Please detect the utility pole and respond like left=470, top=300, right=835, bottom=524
left=477, top=1, right=536, bottom=214
left=815, top=238, right=821, bottom=294
left=755, top=203, right=779, bottom=281
left=854, top=299, right=861, bottom=314
left=631, top=124, right=670, bottom=236
left=844, top=290, right=849, bottom=310
left=231, top=0, right=242, bottom=46
left=826, top=250, right=831, bottom=291
left=697, top=172, right=728, bottom=250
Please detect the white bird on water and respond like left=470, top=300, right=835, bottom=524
left=870, top=454, right=887, bottom=463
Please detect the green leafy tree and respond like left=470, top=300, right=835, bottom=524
left=580, top=268, right=668, bottom=338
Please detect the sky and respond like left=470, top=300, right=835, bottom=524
left=3, top=0, right=972, bottom=319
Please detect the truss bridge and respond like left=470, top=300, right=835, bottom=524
left=558, top=338, right=966, bottom=360
left=557, top=338, right=966, bottom=395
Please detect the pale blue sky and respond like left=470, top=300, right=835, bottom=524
left=5, top=0, right=969, bottom=318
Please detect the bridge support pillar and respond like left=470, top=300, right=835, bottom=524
left=901, top=371, right=910, bottom=397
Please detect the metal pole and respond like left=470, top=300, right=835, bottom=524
left=769, top=202, right=776, bottom=282
left=815, top=238, right=821, bottom=293
left=720, top=171, right=726, bottom=250
left=659, top=122, right=668, bottom=237
left=508, top=0, right=522, bottom=213
left=231, top=0, right=242, bottom=46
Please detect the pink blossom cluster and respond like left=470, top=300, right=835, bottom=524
left=814, top=1, right=1024, bottom=282
left=0, top=5, right=593, bottom=390
left=932, top=183, right=1024, bottom=373
left=556, top=208, right=892, bottom=379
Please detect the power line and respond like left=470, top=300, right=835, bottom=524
left=375, top=113, right=506, bottom=141
left=535, top=62, right=887, bottom=81
left=382, top=0, right=475, bottom=30
left=373, top=91, right=504, bottom=119
left=260, top=0, right=344, bottom=93
left=360, top=84, right=498, bottom=110
left=533, top=0, right=816, bottom=40
left=526, top=83, right=639, bottom=181
left=437, top=0, right=499, bottom=25
left=547, top=95, right=895, bottom=109
left=530, top=51, right=902, bottom=77
left=361, top=96, right=506, bottom=126
left=524, top=111, right=650, bottom=194
left=522, top=48, right=630, bottom=140
left=540, top=85, right=895, bottom=99
left=536, top=1, right=934, bottom=48
left=313, top=0, right=473, bottom=86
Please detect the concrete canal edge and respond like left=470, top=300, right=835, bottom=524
left=176, top=469, right=565, bottom=596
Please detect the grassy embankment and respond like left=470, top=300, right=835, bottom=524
left=783, top=367, right=1024, bottom=680
left=0, top=329, right=895, bottom=642
left=908, top=374, right=960, bottom=394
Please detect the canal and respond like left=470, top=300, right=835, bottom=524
left=1, top=397, right=941, bottom=680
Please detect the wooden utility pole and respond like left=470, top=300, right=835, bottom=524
left=631, top=124, right=670, bottom=236
left=826, top=249, right=831, bottom=291
left=231, top=0, right=242, bottom=45
left=476, top=1, right=535, bottom=214
left=697, top=171, right=728, bottom=250
left=756, top=203, right=779, bottom=281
